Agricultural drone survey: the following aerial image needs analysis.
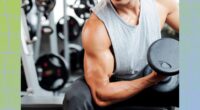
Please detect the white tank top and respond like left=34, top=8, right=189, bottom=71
left=91, top=0, right=161, bottom=80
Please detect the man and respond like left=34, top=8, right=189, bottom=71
left=63, top=0, right=179, bottom=109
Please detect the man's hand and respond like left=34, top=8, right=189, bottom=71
left=147, top=71, right=167, bottom=85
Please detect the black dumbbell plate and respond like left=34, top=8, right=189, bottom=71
left=147, top=38, right=179, bottom=75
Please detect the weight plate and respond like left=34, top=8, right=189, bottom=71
left=147, top=38, right=179, bottom=76
left=73, top=0, right=94, bottom=20
left=35, top=0, right=56, bottom=14
left=56, top=16, right=81, bottom=41
left=60, top=44, right=83, bottom=72
left=35, top=54, right=69, bottom=91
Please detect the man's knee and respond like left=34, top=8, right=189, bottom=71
left=63, top=77, right=94, bottom=110
left=64, top=87, right=90, bottom=104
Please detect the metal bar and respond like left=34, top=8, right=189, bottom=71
left=49, top=12, right=59, bottom=55
left=63, top=0, right=70, bottom=69
left=21, top=9, right=53, bottom=96
left=34, top=12, right=42, bottom=60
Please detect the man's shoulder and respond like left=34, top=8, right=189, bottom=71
left=82, top=13, right=111, bottom=52
left=156, top=0, right=178, bottom=13
left=156, top=0, right=178, bottom=5
left=83, top=13, right=105, bottom=32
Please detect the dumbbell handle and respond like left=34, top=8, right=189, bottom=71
left=143, top=65, right=179, bottom=92
left=143, top=65, right=171, bottom=83
left=159, top=76, right=171, bottom=83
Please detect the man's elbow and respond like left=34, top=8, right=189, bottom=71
left=94, top=97, right=111, bottom=107
left=92, top=90, right=112, bottom=107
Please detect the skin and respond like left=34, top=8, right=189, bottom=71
left=82, top=0, right=179, bottom=107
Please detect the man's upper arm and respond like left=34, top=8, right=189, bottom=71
left=81, top=14, right=115, bottom=105
left=82, top=14, right=114, bottom=79
left=164, top=0, right=179, bottom=32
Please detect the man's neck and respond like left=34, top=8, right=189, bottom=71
left=111, top=0, right=141, bottom=15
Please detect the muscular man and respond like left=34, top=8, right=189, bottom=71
left=63, top=0, right=179, bottom=109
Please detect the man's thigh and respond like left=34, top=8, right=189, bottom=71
left=63, top=76, right=97, bottom=110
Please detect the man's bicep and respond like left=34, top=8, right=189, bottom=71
left=81, top=14, right=114, bottom=91
left=84, top=49, right=114, bottom=86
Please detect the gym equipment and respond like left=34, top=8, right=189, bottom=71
left=26, top=5, right=38, bottom=39
left=28, top=23, right=37, bottom=39
left=145, top=38, right=179, bottom=92
left=34, top=11, right=59, bottom=60
left=56, top=16, right=81, bottom=41
left=21, top=8, right=53, bottom=96
left=34, top=0, right=69, bottom=91
left=60, top=43, right=84, bottom=72
left=144, top=65, right=179, bottom=93
left=22, top=0, right=33, bottom=14
left=41, top=25, right=54, bottom=37
left=21, top=63, right=28, bottom=91
left=35, top=0, right=56, bottom=17
left=34, top=15, right=69, bottom=91
left=22, top=95, right=63, bottom=110
left=62, top=0, right=70, bottom=66
left=35, top=54, right=69, bottom=91
left=22, top=6, right=65, bottom=110
left=70, top=0, right=95, bottom=20
left=147, top=38, right=179, bottom=76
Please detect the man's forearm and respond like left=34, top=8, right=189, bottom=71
left=95, top=71, right=163, bottom=106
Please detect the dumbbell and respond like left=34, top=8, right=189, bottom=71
left=70, top=0, right=95, bottom=20
left=35, top=0, right=56, bottom=17
left=144, top=38, right=179, bottom=92
left=56, top=16, right=81, bottom=41
left=35, top=54, right=69, bottom=92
